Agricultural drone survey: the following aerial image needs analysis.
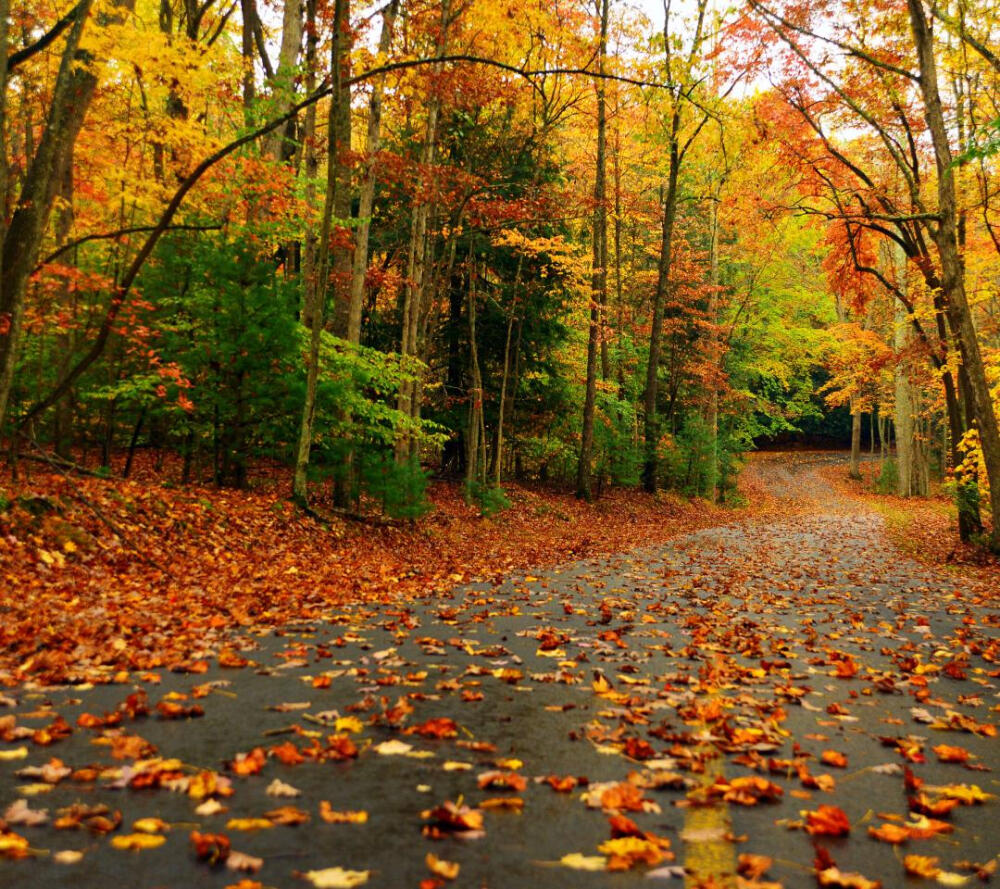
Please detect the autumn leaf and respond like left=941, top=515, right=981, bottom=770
left=229, top=748, right=267, bottom=777
left=318, top=802, right=368, bottom=824
left=476, top=770, right=527, bottom=792
left=820, top=750, right=848, bottom=768
left=738, top=853, right=774, bottom=879
left=0, top=830, right=31, bottom=859
left=266, top=778, right=302, bottom=798
left=867, top=822, right=910, bottom=844
left=932, top=745, right=971, bottom=764
left=406, top=717, right=459, bottom=739
left=903, top=856, right=942, bottom=878
left=226, top=850, right=264, bottom=873
left=426, top=852, right=460, bottom=880
left=110, top=833, right=166, bottom=851
left=479, top=796, right=524, bottom=811
left=226, top=818, right=274, bottom=832
left=421, top=800, right=484, bottom=838
left=803, top=805, right=850, bottom=836
left=558, top=853, right=608, bottom=871
left=190, top=831, right=231, bottom=865
left=598, top=836, right=665, bottom=871
left=264, top=805, right=310, bottom=826
left=298, top=867, right=371, bottom=888
left=3, top=799, right=48, bottom=827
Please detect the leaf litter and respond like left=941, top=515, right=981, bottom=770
left=0, top=454, right=996, bottom=887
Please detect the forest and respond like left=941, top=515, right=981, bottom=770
left=1, top=3, right=999, bottom=888
left=0, top=0, right=996, bottom=548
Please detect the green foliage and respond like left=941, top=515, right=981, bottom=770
left=133, top=232, right=302, bottom=484
left=946, top=477, right=982, bottom=529
left=359, top=452, right=431, bottom=520
left=464, top=480, right=510, bottom=518
left=875, top=457, right=899, bottom=494
left=953, top=118, right=1000, bottom=165
left=593, top=391, right=642, bottom=487
left=660, top=415, right=717, bottom=499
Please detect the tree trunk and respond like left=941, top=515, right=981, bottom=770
left=328, top=0, right=353, bottom=338
left=706, top=196, right=720, bottom=500
left=577, top=0, right=608, bottom=501
left=292, top=0, right=348, bottom=504
left=849, top=404, right=862, bottom=480
left=260, top=0, right=304, bottom=162
left=347, top=0, right=397, bottom=345
left=642, top=156, right=680, bottom=492
left=397, top=0, right=450, bottom=460
left=0, top=0, right=100, bottom=430
left=908, top=0, right=1000, bottom=549
left=465, top=259, right=485, bottom=493
left=491, top=309, right=515, bottom=487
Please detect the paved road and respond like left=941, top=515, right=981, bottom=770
left=1, top=454, right=997, bottom=888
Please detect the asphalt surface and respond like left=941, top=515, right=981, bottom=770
left=1, top=453, right=997, bottom=889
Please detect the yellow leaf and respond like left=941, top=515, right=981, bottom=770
left=426, top=852, right=460, bottom=880
left=318, top=803, right=367, bottom=824
left=0, top=747, right=28, bottom=761
left=334, top=716, right=364, bottom=734
left=559, top=853, right=608, bottom=871
left=111, top=833, right=166, bottom=851
left=132, top=817, right=169, bottom=834
left=300, top=867, right=371, bottom=888
left=225, top=818, right=274, bottom=831
left=494, top=758, right=523, bottom=770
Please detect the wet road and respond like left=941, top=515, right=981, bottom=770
left=1, top=453, right=997, bottom=888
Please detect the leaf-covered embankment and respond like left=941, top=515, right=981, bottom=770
left=0, top=463, right=752, bottom=685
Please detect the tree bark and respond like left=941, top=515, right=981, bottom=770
left=397, top=0, right=450, bottom=460
left=293, top=0, right=349, bottom=504
left=642, top=157, right=680, bottom=492
left=577, top=0, right=608, bottom=501
left=849, top=406, right=862, bottom=480
left=328, top=0, right=354, bottom=338
left=0, top=0, right=99, bottom=430
left=907, top=0, right=1000, bottom=549
left=465, top=258, right=485, bottom=493
left=706, top=196, right=720, bottom=500
left=260, top=0, right=304, bottom=162
left=347, top=0, right=398, bottom=345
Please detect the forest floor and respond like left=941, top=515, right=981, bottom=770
left=0, top=452, right=997, bottom=889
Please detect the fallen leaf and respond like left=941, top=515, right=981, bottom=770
left=111, top=833, right=166, bottom=851
left=299, top=867, right=371, bottom=888
left=266, top=778, right=302, bottom=798
left=226, top=850, right=264, bottom=873
left=558, top=853, right=608, bottom=871
left=318, top=802, right=368, bottom=824
left=804, top=805, right=850, bottom=836
left=426, top=852, right=460, bottom=880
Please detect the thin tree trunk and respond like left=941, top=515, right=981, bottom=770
left=397, top=0, right=450, bottom=459
left=492, top=309, right=516, bottom=487
left=293, top=0, right=348, bottom=504
left=893, top=245, right=921, bottom=496
left=299, top=0, right=318, bottom=325
left=347, top=0, right=397, bottom=345
left=465, top=258, right=485, bottom=493
left=261, top=0, right=304, bottom=162
left=908, top=0, right=1000, bottom=549
left=0, top=0, right=101, bottom=430
left=643, top=160, right=680, bottom=492
left=706, top=196, right=720, bottom=500
left=849, top=405, right=862, bottom=479
left=577, top=0, right=608, bottom=501
left=329, top=0, right=353, bottom=338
